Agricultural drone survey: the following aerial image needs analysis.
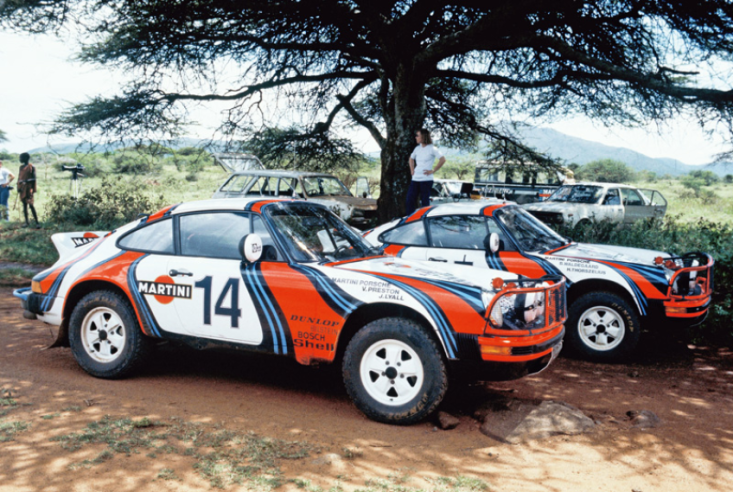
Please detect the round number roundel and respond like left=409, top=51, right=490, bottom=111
left=240, top=233, right=263, bottom=263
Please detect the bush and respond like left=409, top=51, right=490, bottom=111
left=111, top=152, right=161, bottom=174
left=45, top=177, right=167, bottom=229
left=576, top=159, right=635, bottom=183
left=558, top=217, right=733, bottom=347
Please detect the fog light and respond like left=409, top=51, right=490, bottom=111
left=666, top=306, right=687, bottom=314
left=31, top=280, right=42, bottom=294
left=480, top=345, right=512, bottom=356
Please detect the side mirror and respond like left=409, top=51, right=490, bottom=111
left=239, top=233, right=263, bottom=263
left=484, top=232, right=501, bottom=254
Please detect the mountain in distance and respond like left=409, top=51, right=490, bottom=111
left=26, top=130, right=733, bottom=177
left=515, top=127, right=732, bottom=177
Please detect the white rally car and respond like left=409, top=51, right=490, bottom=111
left=14, top=198, right=566, bottom=425
left=364, top=201, right=713, bottom=362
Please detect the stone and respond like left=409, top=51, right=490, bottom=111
left=626, top=410, right=661, bottom=429
left=437, top=411, right=460, bottom=430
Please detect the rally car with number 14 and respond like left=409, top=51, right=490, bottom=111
left=15, top=198, right=566, bottom=424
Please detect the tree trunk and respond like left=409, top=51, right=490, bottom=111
left=377, top=67, right=427, bottom=223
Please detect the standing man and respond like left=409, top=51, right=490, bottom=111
left=0, top=160, right=15, bottom=221
left=406, top=128, right=445, bottom=216
left=18, top=153, right=40, bottom=228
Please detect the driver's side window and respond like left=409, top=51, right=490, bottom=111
left=428, top=216, right=487, bottom=249
left=603, top=189, right=621, bottom=205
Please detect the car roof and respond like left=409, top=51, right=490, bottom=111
left=565, top=181, right=637, bottom=189
left=226, top=170, right=340, bottom=179
left=168, top=197, right=291, bottom=215
left=412, top=199, right=511, bottom=217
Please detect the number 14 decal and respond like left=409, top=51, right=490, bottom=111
left=194, top=276, right=242, bottom=328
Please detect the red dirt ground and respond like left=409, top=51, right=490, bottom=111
left=1, top=286, right=732, bottom=492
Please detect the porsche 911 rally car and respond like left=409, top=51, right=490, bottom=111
left=14, top=198, right=566, bottom=425
left=364, top=201, right=714, bottom=362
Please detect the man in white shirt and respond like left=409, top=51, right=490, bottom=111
left=0, top=160, right=15, bottom=221
left=406, top=128, right=445, bottom=215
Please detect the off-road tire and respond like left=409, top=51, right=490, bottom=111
left=342, top=317, right=448, bottom=425
left=69, top=290, right=150, bottom=379
left=566, top=291, right=641, bottom=362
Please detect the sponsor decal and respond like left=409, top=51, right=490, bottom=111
left=289, top=314, right=341, bottom=328
left=71, top=232, right=100, bottom=248
left=553, top=257, right=606, bottom=275
left=138, top=275, right=192, bottom=304
left=332, top=278, right=405, bottom=300
left=292, top=339, right=335, bottom=351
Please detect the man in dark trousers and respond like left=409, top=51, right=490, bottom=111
left=18, top=153, right=40, bottom=228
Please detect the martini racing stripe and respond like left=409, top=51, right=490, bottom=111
left=241, top=263, right=289, bottom=355
left=419, top=279, right=485, bottom=315
left=601, top=264, right=649, bottom=315
left=127, top=255, right=163, bottom=337
left=361, top=273, right=458, bottom=359
left=288, top=264, right=363, bottom=315
left=486, top=251, right=507, bottom=271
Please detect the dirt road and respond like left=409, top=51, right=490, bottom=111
left=1, top=286, right=732, bottom=492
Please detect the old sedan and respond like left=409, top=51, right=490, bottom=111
left=523, top=182, right=667, bottom=227
left=15, top=198, right=566, bottom=424
left=364, top=201, right=713, bottom=362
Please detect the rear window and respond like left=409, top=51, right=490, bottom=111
left=379, top=221, right=428, bottom=246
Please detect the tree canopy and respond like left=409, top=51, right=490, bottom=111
left=3, top=1, right=733, bottom=220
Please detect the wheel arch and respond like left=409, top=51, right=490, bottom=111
left=56, top=280, right=133, bottom=347
left=336, top=303, right=444, bottom=363
left=567, top=278, right=640, bottom=314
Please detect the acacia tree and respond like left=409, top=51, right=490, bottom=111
left=2, top=1, right=733, bottom=221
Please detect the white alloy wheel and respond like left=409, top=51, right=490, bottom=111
left=359, top=339, right=425, bottom=406
left=80, top=306, right=127, bottom=363
left=577, top=305, right=625, bottom=351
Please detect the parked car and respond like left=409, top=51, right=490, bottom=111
left=364, top=201, right=713, bottom=362
left=212, top=170, right=378, bottom=229
left=474, top=162, right=574, bottom=204
left=429, top=179, right=476, bottom=205
left=14, top=198, right=566, bottom=424
left=522, top=182, right=667, bottom=227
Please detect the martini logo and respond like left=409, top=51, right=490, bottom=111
left=138, top=275, right=192, bottom=304
left=72, top=232, right=100, bottom=248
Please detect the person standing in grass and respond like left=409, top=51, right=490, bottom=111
left=18, top=153, right=40, bottom=228
left=406, top=128, right=445, bottom=216
left=0, top=160, right=15, bottom=221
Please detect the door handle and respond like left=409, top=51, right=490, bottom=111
left=455, top=260, right=473, bottom=266
left=169, top=269, right=193, bottom=277
left=429, top=257, right=448, bottom=262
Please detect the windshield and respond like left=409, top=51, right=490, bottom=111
left=444, top=181, right=463, bottom=195
left=547, top=185, right=604, bottom=203
left=265, top=202, right=374, bottom=262
left=302, top=176, right=352, bottom=197
left=495, top=206, right=567, bottom=252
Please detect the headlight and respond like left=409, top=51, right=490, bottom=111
left=482, top=289, right=503, bottom=328
left=487, top=283, right=549, bottom=330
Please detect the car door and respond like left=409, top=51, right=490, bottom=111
left=620, top=188, right=648, bottom=224
left=599, top=188, right=624, bottom=223
left=118, top=217, right=189, bottom=336
left=170, top=211, right=264, bottom=344
left=639, top=188, right=667, bottom=219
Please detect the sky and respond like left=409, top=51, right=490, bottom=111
left=1, top=31, right=730, bottom=165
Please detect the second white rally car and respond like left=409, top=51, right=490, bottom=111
left=364, top=201, right=713, bottom=362
left=15, top=198, right=566, bottom=425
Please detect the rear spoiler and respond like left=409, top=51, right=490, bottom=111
left=51, top=231, right=108, bottom=262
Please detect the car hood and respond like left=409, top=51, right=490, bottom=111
left=332, top=256, right=520, bottom=291
left=523, top=201, right=580, bottom=213
left=551, top=242, right=668, bottom=265
left=316, top=195, right=377, bottom=210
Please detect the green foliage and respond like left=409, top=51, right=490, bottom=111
left=636, top=170, right=657, bottom=183
left=687, top=170, right=720, bottom=186
left=560, top=216, right=733, bottom=347
left=440, top=155, right=477, bottom=180
left=111, top=151, right=162, bottom=174
left=724, top=174, right=733, bottom=183
left=44, top=177, right=167, bottom=229
left=576, top=159, right=635, bottom=183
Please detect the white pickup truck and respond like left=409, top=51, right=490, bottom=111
left=522, top=182, right=667, bottom=227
